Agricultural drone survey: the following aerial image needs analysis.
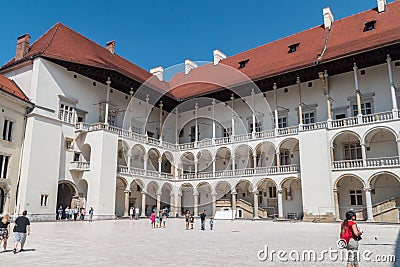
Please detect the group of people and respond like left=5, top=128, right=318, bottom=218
left=0, top=210, right=31, bottom=254
left=57, top=206, right=94, bottom=222
left=150, top=208, right=169, bottom=228
left=129, top=207, right=140, bottom=220
left=184, top=210, right=214, bottom=231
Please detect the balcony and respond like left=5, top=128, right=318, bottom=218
left=332, top=156, right=400, bottom=170
left=117, top=166, right=173, bottom=179
left=70, top=161, right=90, bottom=171
left=76, top=109, right=399, bottom=152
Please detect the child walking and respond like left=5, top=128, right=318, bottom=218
left=209, top=218, right=214, bottom=230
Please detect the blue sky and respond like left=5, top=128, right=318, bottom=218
left=1, top=0, right=393, bottom=74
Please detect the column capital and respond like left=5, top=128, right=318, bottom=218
left=211, top=192, right=217, bottom=197
left=124, top=190, right=131, bottom=194
left=141, top=190, right=147, bottom=195
left=252, top=190, right=259, bottom=195
left=386, top=54, right=392, bottom=63
left=363, top=187, right=372, bottom=192
left=353, top=62, right=358, bottom=70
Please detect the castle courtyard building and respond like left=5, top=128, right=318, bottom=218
left=1, top=0, right=400, bottom=222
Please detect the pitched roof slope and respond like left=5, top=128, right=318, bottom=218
left=2, top=23, right=153, bottom=84
left=0, top=74, right=29, bottom=101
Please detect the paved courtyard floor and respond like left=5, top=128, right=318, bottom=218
left=0, top=218, right=399, bottom=266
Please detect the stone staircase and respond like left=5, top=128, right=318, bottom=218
left=216, top=198, right=269, bottom=219
left=356, top=197, right=400, bottom=223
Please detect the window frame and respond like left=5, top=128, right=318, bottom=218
left=2, top=118, right=14, bottom=142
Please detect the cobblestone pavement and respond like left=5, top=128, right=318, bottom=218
left=0, top=218, right=399, bottom=266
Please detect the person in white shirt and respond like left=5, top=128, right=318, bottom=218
left=135, top=207, right=140, bottom=220
left=130, top=207, right=134, bottom=220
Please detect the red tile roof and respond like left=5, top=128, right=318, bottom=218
left=2, top=1, right=400, bottom=101
left=0, top=74, right=29, bottom=101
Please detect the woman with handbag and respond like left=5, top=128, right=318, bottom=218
left=0, top=214, right=10, bottom=252
left=340, top=210, right=363, bottom=267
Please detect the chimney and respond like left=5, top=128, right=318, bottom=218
left=16, top=34, right=30, bottom=61
left=106, top=40, right=115, bottom=54
left=323, top=7, right=334, bottom=29
left=150, top=66, right=164, bottom=81
left=184, top=59, right=198, bottom=75
left=377, top=0, right=386, bottom=13
left=213, top=49, right=226, bottom=66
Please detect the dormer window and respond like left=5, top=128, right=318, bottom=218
left=364, top=20, right=376, bottom=32
left=238, top=59, right=249, bottom=69
left=288, top=43, right=300, bottom=53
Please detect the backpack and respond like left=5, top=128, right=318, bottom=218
left=340, top=221, right=354, bottom=244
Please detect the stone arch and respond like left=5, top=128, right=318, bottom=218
left=331, top=131, right=362, bottom=161
left=196, top=181, right=213, bottom=215
left=180, top=183, right=194, bottom=214
left=234, top=144, right=253, bottom=169
left=278, top=138, right=300, bottom=166
left=363, top=127, right=398, bottom=159
left=363, top=126, right=397, bottom=143
left=80, top=143, right=91, bottom=162
left=160, top=182, right=174, bottom=210
left=147, top=148, right=161, bottom=171
left=56, top=180, right=78, bottom=219
left=335, top=174, right=366, bottom=220
left=77, top=179, right=88, bottom=209
left=330, top=130, right=362, bottom=148
left=117, top=140, right=130, bottom=166
left=215, top=147, right=232, bottom=172
left=161, top=151, right=174, bottom=174
left=181, top=151, right=195, bottom=174
left=280, top=177, right=303, bottom=219
left=334, top=173, right=366, bottom=190
left=255, top=141, right=276, bottom=168
left=129, top=179, right=144, bottom=214
left=115, top=177, right=128, bottom=217
left=131, top=144, right=146, bottom=169
left=197, top=149, right=213, bottom=174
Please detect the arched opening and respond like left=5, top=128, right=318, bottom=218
left=279, top=138, right=300, bottom=166
left=370, top=173, right=400, bottom=222
left=115, top=177, right=128, bottom=217
left=131, top=145, right=145, bottom=169
left=336, top=175, right=365, bottom=220
left=197, top=150, right=212, bottom=176
left=180, top=183, right=194, bottom=214
left=77, top=179, right=88, bottom=209
left=255, top=142, right=276, bottom=168
left=148, top=148, right=160, bottom=171
left=364, top=128, right=397, bottom=161
left=215, top=147, right=232, bottom=172
left=56, top=181, right=77, bottom=219
left=235, top=180, right=254, bottom=219
left=332, top=131, right=361, bottom=161
left=146, top=181, right=159, bottom=215
left=257, top=178, right=278, bottom=217
left=81, top=144, right=91, bottom=162
left=197, top=182, right=212, bottom=215
left=234, top=145, right=253, bottom=169
left=161, top=183, right=173, bottom=211
left=129, top=180, right=144, bottom=215
left=181, top=152, right=195, bottom=174
left=161, top=152, right=173, bottom=174
left=0, top=187, right=4, bottom=214
left=117, top=140, right=129, bottom=166
left=281, top=178, right=303, bottom=219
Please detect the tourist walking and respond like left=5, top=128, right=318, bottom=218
left=130, top=207, right=134, bottom=220
left=185, top=211, right=190, bottom=230
left=65, top=207, right=70, bottom=220
left=200, top=210, right=207, bottom=230
left=150, top=212, right=156, bottom=228
left=135, top=207, right=139, bottom=220
left=0, top=214, right=10, bottom=252
left=209, top=217, right=214, bottom=230
left=13, top=210, right=30, bottom=254
left=162, top=210, right=167, bottom=228
left=57, top=206, right=63, bottom=220
left=89, top=207, right=94, bottom=222
left=68, top=208, right=73, bottom=220
left=80, top=208, right=86, bottom=221
left=340, top=210, right=363, bottom=267
left=190, top=213, right=194, bottom=229
left=73, top=207, right=79, bottom=221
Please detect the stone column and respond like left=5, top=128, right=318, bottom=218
left=212, top=159, right=216, bottom=177
left=169, top=193, right=175, bottom=215
left=253, top=190, right=259, bottom=219
left=177, top=193, right=182, bottom=217
left=193, top=189, right=199, bottom=217
left=276, top=152, right=281, bottom=168
left=231, top=94, right=235, bottom=138
left=158, top=158, right=162, bottom=177
left=297, top=77, right=303, bottom=129
left=144, top=155, right=148, bottom=174
left=124, top=190, right=130, bottom=217
left=194, top=158, right=198, bottom=179
left=361, top=143, right=367, bottom=167
left=159, top=101, right=163, bottom=142
left=156, top=193, right=161, bottom=216
left=277, top=190, right=284, bottom=218
left=195, top=103, right=199, bottom=146
left=140, top=191, right=147, bottom=217
left=212, top=99, right=216, bottom=143
left=231, top=191, right=237, bottom=219
left=251, top=88, right=256, bottom=138
left=105, top=77, right=111, bottom=124
left=330, top=147, right=335, bottom=164
left=333, top=189, right=340, bottom=221
left=353, top=63, right=363, bottom=122
left=253, top=152, right=257, bottom=172
left=364, top=187, right=375, bottom=222
left=211, top=192, right=217, bottom=217
left=127, top=152, right=132, bottom=169
left=231, top=156, right=236, bottom=172
left=387, top=55, right=398, bottom=118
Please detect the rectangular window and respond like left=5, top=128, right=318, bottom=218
left=58, top=103, right=75, bottom=124
left=278, top=116, right=287, bottom=128
left=0, top=154, right=10, bottom=178
left=352, top=102, right=372, bottom=116
left=73, top=152, right=81, bottom=162
left=280, top=150, right=291, bottom=165
left=302, top=111, right=315, bottom=125
left=190, top=126, right=199, bottom=142
left=268, top=186, right=277, bottom=198
left=344, top=143, right=362, bottom=160
left=40, top=194, right=49, bottom=207
left=2, top=119, right=13, bottom=141
left=223, top=127, right=232, bottom=137
left=249, top=121, right=262, bottom=133
left=65, top=138, right=74, bottom=150
left=350, top=190, right=363, bottom=205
